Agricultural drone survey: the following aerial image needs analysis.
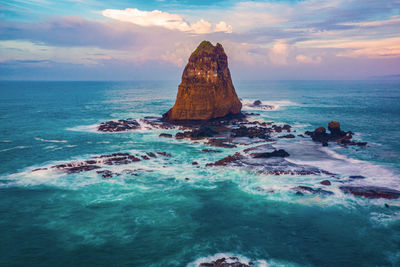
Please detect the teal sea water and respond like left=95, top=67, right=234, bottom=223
left=0, top=80, right=400, bottom=266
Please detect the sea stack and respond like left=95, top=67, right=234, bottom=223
left=163, top=41, right=242, bottom=122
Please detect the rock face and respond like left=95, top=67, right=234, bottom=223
left=163, top=41, right=242, bottom=122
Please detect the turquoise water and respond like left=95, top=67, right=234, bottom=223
left=0, top=80, right=400, bottom=266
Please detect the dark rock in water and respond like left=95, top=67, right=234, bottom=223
left=157, top=152, right=171, bottom=157
left=305, top=127, right=329, bottom=144
left=253, top=100, right=262, bottom=106
left=231, top=125, right=271, bottom=139
left=328, top=121, right=345, bottom=138
left=340, top=186, right=400, bottom=199
left=191, top=126, right=218, bottom=138
left=32, top=168, right=48, bottom=172
left=206, top=152, right=244, bottom=167
left=200, top=257, right=252, bottom=267
left=163, top=41, right=242, bottom=122
left=65, top=165, right=101, bottom=174
left=147, top=152, right=157, bottom=158
left=159, top=133, right=173, bottom=138
left=99, top=153, right=141, bottom=165
left=96, top=170, right=114, bottom=178
left=202, top=149, right=222, bottom=153
left=282, top=124, right=292, bottom=132
left=278, top=134, right=295, bottom=139
left=98, top=119, right=140, bottom=132
left=175, top=126, right=219, bottom=140
left=141, top=117, right=176, bottom=130
left=321, top=180, right=331, bottom=186
left=192, top=161, right=198, bottom=165
left=206, top=144, right=333, bottom=176
left=206, top=138, right=237, bottom=148
left=49, top=152, right=167, bottom=177
left=292, top=186, right=334, bottom=196
left=251, top=149, right=290, bottom=159
left=349, top=175, right=366, bottom=179
left=305, top=122, right=367, bottom=147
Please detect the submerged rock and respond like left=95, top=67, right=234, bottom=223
left=321, top=180, right=332, bottom=186
left=251, top=149, right=290, bottom=159
left=349, top=175, right=366, bottom=180
left=278, top=134, right=295, bottom=139
left=231, top=125, right=271, bottom=139
left=159, top=133, right=173, bottom=138
left=207, top=144, right=334, bottom=176
left=253, top=100, right=262, bottom=106
left=340, top=186, right=400, bottom=199
left=202, top=149, right=222, bottom=153
left=163, top=41, right=242, bottom=122
left=292, top=186, right=334, bottom=196
left=206, top=138, right=237, bottom=148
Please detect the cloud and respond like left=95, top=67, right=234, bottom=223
left=215, top=21, right=233, bottom=34
left=298, top=37, right=400, bottom=59
left=1, top=0, right=400, bottom=80
left=296, top=54, right=322, bottom=64
left=102, top=8, right=232, bottom=34
left=269, top=40, right=291, bottom=65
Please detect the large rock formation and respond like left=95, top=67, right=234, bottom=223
left=163, top=41, right=242, bottom=122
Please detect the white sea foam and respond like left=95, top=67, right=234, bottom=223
left=280, top=139, right=400, bottom=190
left=66, top=124, right=99, bottom=133
left=35, top=137, right=67, bottom=143
left=0, top=146, right=29, bottom=152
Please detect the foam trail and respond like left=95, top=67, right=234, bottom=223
left=35, top=137, right=67, bottom=143
left=0, top=146, right=29, bottom=152
left=280, top=140, right=400, bottom=190
left=66, top=124, right=99, bottom=133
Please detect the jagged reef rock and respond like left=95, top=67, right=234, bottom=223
left=163, top=41, right=242, bottom=122
left=305, top=121, right=367, bottom=147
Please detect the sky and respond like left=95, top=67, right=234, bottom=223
left=0, top=0, right=399, bottom=80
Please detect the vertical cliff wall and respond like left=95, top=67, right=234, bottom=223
left=163, top=41, right=242, bottom=121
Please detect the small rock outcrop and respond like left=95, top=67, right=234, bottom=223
left=163, top=41, right=242, bottom=122
left=305, top=121, right=367, bottom=146
left=98, top=119, right=140, bottom=132
left=340, top=186, right=400, bottom=199
left=200, top=257, right=252, bottom=267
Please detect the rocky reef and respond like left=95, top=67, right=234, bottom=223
left=98, top=119, right=140, bottom=132
left=200, top=257, right=252, bottom=267
left=305, top=121, right=367, bottom=147
left=163, top=41, right=242, bottom=122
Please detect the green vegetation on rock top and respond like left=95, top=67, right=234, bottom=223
left=192, top=40, right=220, bottom=55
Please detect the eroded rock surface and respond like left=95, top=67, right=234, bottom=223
left=163, top=41, right=242, bottom=122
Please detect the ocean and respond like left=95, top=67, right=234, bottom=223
left=0, top=80, right=399, bottom=266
